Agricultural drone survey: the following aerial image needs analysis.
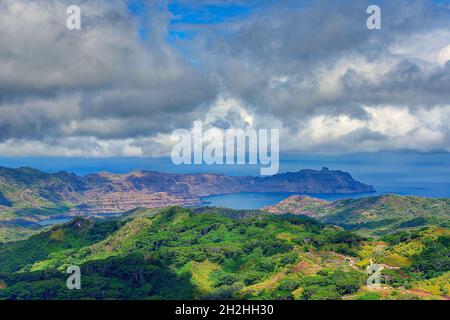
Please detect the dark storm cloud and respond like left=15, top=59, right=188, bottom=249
left=0, top=0, right=218, bottom=141
left=0, top=0, right=449, bottom=155
left=198, top=0, right=450, bottom=122
left=339, top=60, right=450, bottom=109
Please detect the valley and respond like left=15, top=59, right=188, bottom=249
left=0, top=195, right=448, bottom=300
left=0, top=166, right=447, bottom=301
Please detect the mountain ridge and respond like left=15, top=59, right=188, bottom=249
left=263, top=194, right=450, bottom=235
left=0, top=166, right=375, bottom=225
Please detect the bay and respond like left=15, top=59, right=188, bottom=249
left=1, top=151, right=449, bottom=211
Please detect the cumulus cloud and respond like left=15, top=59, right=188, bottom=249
left=0, top=0, right=449, bottom=156
left=289, top=105, right=450, bottom=153
left=183, top=0, right=450, bottom=152
left=0, top=0, right=218, bottom=143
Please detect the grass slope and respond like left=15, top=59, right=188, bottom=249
left=0, top=206, right=448, bottom=300
left=265, top=195, right=450, bottom=236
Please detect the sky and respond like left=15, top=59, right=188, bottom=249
left=0, top=0, right=450, bottom=158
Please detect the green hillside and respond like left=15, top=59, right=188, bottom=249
left=0, top=167, right=83, bottom=224
left=0, top=218, right=122, bottom=273
left=264, top=195, right=450, bottom=236
left=0, top=227, right=38, bottom=244
left=0, top=206, right=448, bottom=300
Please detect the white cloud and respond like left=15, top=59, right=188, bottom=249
left=389, top=30, right=450, bottom=66
left=0, top=0, right=449, bottom=156
left=291, top=105, right=450, bottom=153
left=437, top=44, right=450, bottom=65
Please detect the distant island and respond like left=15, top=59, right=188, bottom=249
left=0, top=166, right=374, bottom=226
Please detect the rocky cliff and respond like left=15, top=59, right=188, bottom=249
left=0, top=166, right=374, bottom=224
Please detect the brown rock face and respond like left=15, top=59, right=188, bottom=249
left=84, top=168, right=375, bottom=197
left=68, top=191, right=202, bottom=215
left=0, top=166, right=375, bottom=222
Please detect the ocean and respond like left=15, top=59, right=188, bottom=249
left=0, top=151, right=449, bottom=210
